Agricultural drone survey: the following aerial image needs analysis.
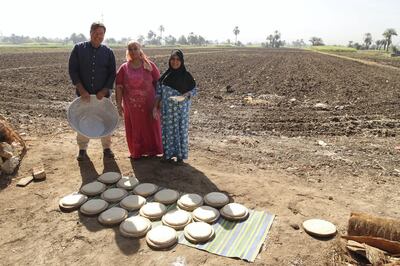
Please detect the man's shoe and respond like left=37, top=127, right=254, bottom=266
left=103, top=148, right=115, bottom=159
left=77, top=150, right=89, bottom=161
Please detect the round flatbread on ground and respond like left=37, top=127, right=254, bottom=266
left=184, top=222, right=214, bottom=243
left=220, top=203, right=249, bottom=221
left=101, top=188, right=128, bottom=203
left=154, top=189, right=179, bottom=205
left=97, top=172, right=121, bottom=184
left=146, top=225, right=177, bottom=249
left=192, top=206, right=220, bottom=223
left=302, top=219, right=337, bottom=238
left=59, top=192, right=88, bottom=211
left=177, top=193, right=203, bottom=211
left=133, top=183, right=158, bottom=197
left=220, top=203, right=247, bottom=216
left=204, top=192, right=229, bottom=208
left=80, top=199, right=109, bottom=216
left=119, top=195, right=146, bottom=211
left=116, top=176, right=139, bottom=190
left=120, top=216, right=152, bottom=238
left=80, top=181, right=107, bottom=196
left=162, top=209, right=191, bottom=230
left=139, top=202, right=167, bottom=220
left=98, top=207, right=128, bottom=226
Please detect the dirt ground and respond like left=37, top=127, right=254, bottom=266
left=0, top=47, right=400, bottom=265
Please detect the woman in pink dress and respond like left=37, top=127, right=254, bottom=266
left=115, top=41, right=162, bottom=159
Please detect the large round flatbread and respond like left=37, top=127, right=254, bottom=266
left=60, top=193, right=88, bottom=207
left=120, top=195, right=146, bottom=211
left=192, top=206, right=220, bottom=223
left=302, top=219, right=337, bottom=237
left=116, top=176, right=139, bottom=190
left=162, top=209, right=191, bottom=230
left=120, top=216, right=152, bottom=238
left=97, top=172, right=121, bottom=184
left=220, top=203, right=247, bottom=217
left=184, top=222, right=214, bottom=243
left=146, top=225, right=177, bottom=249
left=101, top=188, right=128, bottom=203
left=220, top=203, right=249, bottom=221
left=154, top=189, right=179, bottom=205
left=98, top=207, right=128, bottom=225
left=133, top=183, right=158, bottom=197
left=80, top=181, right=107, bottom=196
left=59, top=192, right=88, bottom=211
left=204, top=192, right=229, bottom=208
left=177, top=193, right=203, bottom=211
left=80, top=199, right=109, bottom=215
left=140, top=202, right=166, bottom=220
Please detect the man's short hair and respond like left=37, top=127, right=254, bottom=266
left=90, top=22, right=106, bottom=33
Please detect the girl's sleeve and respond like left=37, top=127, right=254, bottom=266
left=188, top=87, right=197, bottom=98
left=156, top=82, right=162, bottom=98
left=115, top=64, right=125, bottom=86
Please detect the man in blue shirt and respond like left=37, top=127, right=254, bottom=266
left=68, top=22, right=116, bottom=161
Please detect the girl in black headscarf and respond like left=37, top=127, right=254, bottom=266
left=153, top=50, right=197, bottom=164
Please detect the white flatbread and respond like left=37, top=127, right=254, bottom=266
left=146, top=225, right=177, bottom=247
left=154, top=189, right=179, bottom=204
left=220, top=203, right=247, bottom=217
left=80, top=181, right=106, bottom=196
left=184, top=222, right=214, bottom=243
left=120, top=216, right=151, bottom=237
left=133, top=183, right=158, bottom=197
left=302, top=219, right=337, bottom=237
left=80, top=199, right=109, bottom=215
left=120, top=195, right=146, bottom=211
left=98, top=207, right=128, bottom=225
left=97, top=172, right=121, bottom=184
left=116, top=176, right=139, bottom=190
left=101, top=188, right=128, bottom=203
left=60, top=193, right=88, bottom=207
left=204, top=192, right=229, bottom=208
left=162, top=209, right=191, bottom=227
left=179, top=193, right=203, bottom=207
left=140, top=202, right=166, bottom=220
left=192, top=206, right=220, bottom=223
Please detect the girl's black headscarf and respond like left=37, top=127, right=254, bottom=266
left=159, top=49, right=196, bottom=94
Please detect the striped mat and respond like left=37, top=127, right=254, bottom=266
left=176, top=210, right=275, bottom=262
left=85, top=186, right=275, bottom=262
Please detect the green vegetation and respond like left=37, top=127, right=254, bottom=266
left=307, top=45, right=357, bottom=52
left=0, top=43, right=72, bottom=54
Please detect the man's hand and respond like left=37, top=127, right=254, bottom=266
left=96, top=88, right=109, bottom=100
left=77, top=83, right=90, bottom=103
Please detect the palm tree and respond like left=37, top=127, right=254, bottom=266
left=266, top=34, right=274, bottom=47
left=383, top=28, right=397, bottom=51
left=364, top=33, right=372, bottom=49
left=233, top=26, right=240, bottom=45
left=159, top=25, right=165, bottom=43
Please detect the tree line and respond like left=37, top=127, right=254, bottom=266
left=347, top=29, right=398, bottom=51
left=0, top=26, right=398, bottom=51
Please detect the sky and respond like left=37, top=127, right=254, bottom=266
left=1, top=0, right=399, bottom=45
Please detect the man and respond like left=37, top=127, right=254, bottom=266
left=68, top=22, right=116, bottom=161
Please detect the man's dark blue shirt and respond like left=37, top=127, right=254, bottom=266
left=68, top=41, right=116, bottom=96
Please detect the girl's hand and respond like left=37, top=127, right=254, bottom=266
left=152, top=107, right=160, bottom=120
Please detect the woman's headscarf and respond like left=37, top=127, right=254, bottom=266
left=159, top=49, right=196, bottom=94
left=125, top=41, right=153, bottom=71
